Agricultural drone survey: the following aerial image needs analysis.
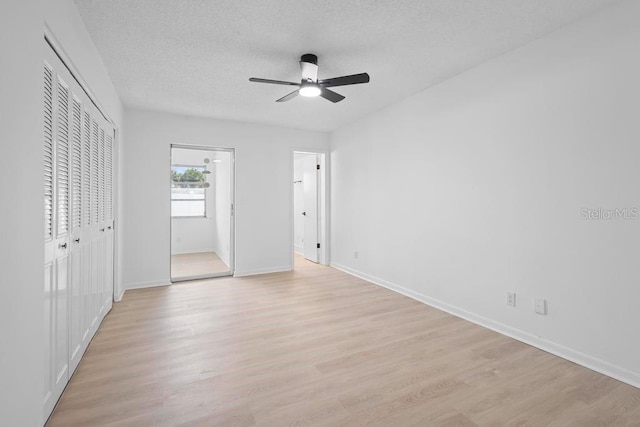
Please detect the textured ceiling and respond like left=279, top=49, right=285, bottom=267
left=75, top=0, right=620, bottom=132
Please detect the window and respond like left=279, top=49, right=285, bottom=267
left=171, top=165, right=209, bottom=217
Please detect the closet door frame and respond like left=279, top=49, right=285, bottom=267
left=43, top=30, right=119, bottom=423
left=44, top=29, right=119, bottom=302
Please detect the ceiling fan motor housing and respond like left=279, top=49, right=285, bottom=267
left=300, top=53, right=318, bottom=65
left=300, top=53, right=319, bottom=82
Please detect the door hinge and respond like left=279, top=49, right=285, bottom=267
left=316, top=164, right=320, bottom=170
left=317, top=243, right=320, bottom=249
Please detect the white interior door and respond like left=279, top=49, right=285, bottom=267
left=43, top=60, right=70, bottom=417
left=69, top=94, right=84, bottom=374
left=302, top=155, right=319, bottom=263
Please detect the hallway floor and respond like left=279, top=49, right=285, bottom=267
left=171, top=251, right=229, bottom=279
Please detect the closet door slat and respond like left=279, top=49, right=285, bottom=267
left=99, top=127, right=105, bottom=224
left=71, top=97, right=82, bottom=232
left=44, top=63, right=54, bottom=242
left=56, top=77, right=70, bottom=238
left=82, top=111, right=91, bottom=226
left=105, top=133, right=113, bottom=221
left=91, top=119, right=99, bottom=226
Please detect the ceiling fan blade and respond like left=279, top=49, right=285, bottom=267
left=318, top=73, right=370, bottom=88
left=249, top=77, right=300, bottom=86
left=320, top=88, right=345, bottom=103
left=276, top=90, right=300, bottom=103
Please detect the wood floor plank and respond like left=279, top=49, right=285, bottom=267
left=47, top=256, right=640, bottom=426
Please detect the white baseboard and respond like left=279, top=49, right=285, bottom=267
left=330, top=262, right=640, bottom=389
left=124, top=279, right=171, bottom=291
left=294, top=244, right=304, bottom=254
left=217, top=252, right=231, bottom=268
left=170, top=248, right=215, bottom=255
left=234, top=265, right=292, bottom=277
left=114, top=289, right=125, bottom=302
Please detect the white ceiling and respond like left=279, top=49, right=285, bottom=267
left=75, top=0, right=619, bottom=132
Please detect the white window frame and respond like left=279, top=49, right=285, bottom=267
left=171, top=164, right=208, bottom=218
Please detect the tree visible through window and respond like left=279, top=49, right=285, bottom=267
left=171, top=165, right=208, bottom=217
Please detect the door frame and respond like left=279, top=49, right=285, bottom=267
left=170, top=144, right=236, bottom=281
left=291, top=148, right=329, bottom=266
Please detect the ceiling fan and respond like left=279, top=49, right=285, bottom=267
left=249, top=53, right=370, bottom=103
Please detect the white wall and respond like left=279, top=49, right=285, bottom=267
left=171, top=219, right=215, bottom=254
left=122, top=108, right=329, bottom=288
left=0, top=1, right=44, bottom=425
left=0, top=0, right=123, bottom=424
left=330, top=0, right=640, bottom=387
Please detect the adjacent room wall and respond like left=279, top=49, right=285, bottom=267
left=330, top=0, right=640, bottom=387
left=121, top=108, right=329, bottom=288
left=212, top=151, right=232, bottom=266
left=293, top=153, right=315, bottom=254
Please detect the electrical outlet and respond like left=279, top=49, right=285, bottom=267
left=506, top=292, right=516, bottom=307
left=353, top=251, right=359, bottom=259
left=535, top=298, right=547, bottom=315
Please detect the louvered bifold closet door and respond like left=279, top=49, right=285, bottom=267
left=69, top=95, right=84, bottom=374
left=90, top=118, right=100, bottom=327
left=97, top=127, right=107, bottom=315
left=81, top=110, right=92, bottom=345
left=43, top=41, right=117, bottom=423
left=103, top=129, right=115, bottom=314
left=42, top=52, right=71, bottom=419
left=43, top=61, right=56, bottom=418
left=54, top=74, right=70, bottom=394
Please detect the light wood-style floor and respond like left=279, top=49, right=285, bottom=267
left=48, top=257, right=640, bottom=426
left=171, top=251, right=229, bottom=279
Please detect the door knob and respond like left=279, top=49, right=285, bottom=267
left=59, top=243, right=67, bottom=249
left=302, top=212, right=306, bottom=216
left=74, top=238, right=80, bottom=243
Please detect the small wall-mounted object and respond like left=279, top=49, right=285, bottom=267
left=535, top=298, right=547, bottom=315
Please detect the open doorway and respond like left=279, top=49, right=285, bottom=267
left=293, top=150, right=327, bottom=267
left=170, top=145, right=234, bottom=281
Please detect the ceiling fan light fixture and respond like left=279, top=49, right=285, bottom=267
left=249, top=53, right=369, bottom=103
left=299, top=84, right=321, bottom=97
